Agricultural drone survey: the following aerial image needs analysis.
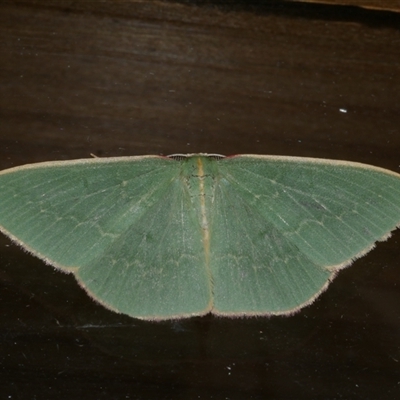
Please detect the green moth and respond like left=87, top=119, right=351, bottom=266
left=0, top=154, right=399, bottom=320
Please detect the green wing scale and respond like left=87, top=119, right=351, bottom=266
left=0, top=154, right=399, bottom=320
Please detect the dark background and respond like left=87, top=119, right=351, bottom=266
left=1, top=1, right=400, bottom=399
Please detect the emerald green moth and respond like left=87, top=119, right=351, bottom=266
left=0, top=154, right=399, bottom=320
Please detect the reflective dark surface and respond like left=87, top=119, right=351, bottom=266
left=1, top=1, right=400, bottom=398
